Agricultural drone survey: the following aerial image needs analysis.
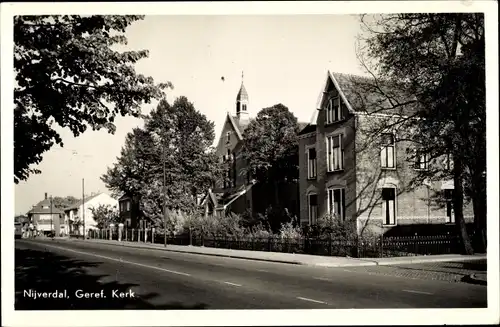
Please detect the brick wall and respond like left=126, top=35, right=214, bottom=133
left=355, top=114, right=474, bottom=236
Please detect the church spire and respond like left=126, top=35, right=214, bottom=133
left=236, top=70, right=249, bottom=122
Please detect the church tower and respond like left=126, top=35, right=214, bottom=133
left=236, top=71, right=249, bottom=124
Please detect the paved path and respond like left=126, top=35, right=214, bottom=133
left=15, top=239, right=486, bottom=310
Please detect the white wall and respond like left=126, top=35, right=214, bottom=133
left=79, top=193, right=119, bottom=230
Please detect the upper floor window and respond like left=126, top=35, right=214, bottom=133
left=307, top=147, right=317, bottom=179
left=326, top=134, right=344, bottom=172
left=326, top=97, right=342, bottom=124
left=242, top=104, right=247, bottom=112
left=226, top=132, right=231, bottom=144
left=380, top=133, right=395, bottom=169
left=327, top=188, right=346, bottom=221
left=415, top=152, right=429, bottom=170
left=126, top=201, right=131, bottom=212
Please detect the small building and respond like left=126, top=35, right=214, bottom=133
left=63, top=192, right=119, bottom=234
left=27, top=193, right=64, bottom=236
left=118, top=194, right=141, bottom=228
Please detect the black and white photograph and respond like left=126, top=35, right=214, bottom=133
left=1, top=1, right=498, bottom=326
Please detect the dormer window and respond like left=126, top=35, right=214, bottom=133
left=326, top=97, right=341, bottom=124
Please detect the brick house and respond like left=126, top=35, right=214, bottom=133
left=27, top=193, right=64, bottom=236
left=298, top=71, right=473, bottom=236
left=203, top=76, right=306, bottom=219
left=118, top=193, right=141, bottom=228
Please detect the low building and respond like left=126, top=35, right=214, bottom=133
left=27, top=193, right=64, bottom=236
left=118, top=194, right=141, bottom=228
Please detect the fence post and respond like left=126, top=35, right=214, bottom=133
left=414, top=233, right=418, bottom=256
left=379, top=233, right=383, bottom=258
left=328, top=234, right=333, bottom=256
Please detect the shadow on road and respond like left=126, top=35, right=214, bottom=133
left=15, top=247, right=208, bottom=310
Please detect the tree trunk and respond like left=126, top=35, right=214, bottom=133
left=471, top=178, right=487, bottom=252
left=453, top=158, right=474, bottom=255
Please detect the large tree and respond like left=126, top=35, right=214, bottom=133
left=241, top=104, right=300, bottom=229
left=101, top=97, right=222, bottom=228
left=358, top=13, right=485, bottom=254
left=14, top=15, right=172, bottom=183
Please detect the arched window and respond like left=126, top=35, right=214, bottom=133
left=242, top=104, right=247, bottom=112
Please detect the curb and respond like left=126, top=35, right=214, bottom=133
left=60, top=239, right=304, bottom=266
left=461, top=274, right=487, bottom=286
left=373, top=256, right=487, bottom=266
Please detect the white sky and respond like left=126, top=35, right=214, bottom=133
left=14, top=14, right=367, bottom=214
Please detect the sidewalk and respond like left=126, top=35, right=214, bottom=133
left=61, top=238, right=486, bottom=269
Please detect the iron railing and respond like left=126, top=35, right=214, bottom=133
left=86, top=229, right=465, bottom=258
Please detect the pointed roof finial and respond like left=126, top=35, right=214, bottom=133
left=241, top=70, right=244, bottom=83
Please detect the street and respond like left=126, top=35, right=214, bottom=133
left=15, top=239, right=487, bottom=310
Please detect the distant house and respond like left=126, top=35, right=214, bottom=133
left=63, top=192, right=118, bottom=234
left=118, top=194, right=141, bottom=228
left=27, top=193, right=64, bottom=236
left=202, top=76, right=307, bottom=219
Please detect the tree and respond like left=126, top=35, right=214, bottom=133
left=241, top=104, right=300, bottom=206
left=358, top=14, right=485, bottom=254
left=89, top=204, right=119, bottom=229
left=101, top=97, right=222, bottom=228
left=51, top=196, right=80, bottom=210
left=14, top=15, right=172, bottom=183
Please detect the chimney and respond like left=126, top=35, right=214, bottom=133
left=45, top=193, right=48, bottom=200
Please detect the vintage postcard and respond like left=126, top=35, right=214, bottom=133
left=1, top=1, right=498, bottom=326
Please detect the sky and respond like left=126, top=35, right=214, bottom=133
left=14, top=14, right=369, bottom=214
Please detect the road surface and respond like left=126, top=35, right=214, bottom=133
left=15, top=239, right=486, bottom=310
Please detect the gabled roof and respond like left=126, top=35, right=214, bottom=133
left=27, top=198, right=64, bottom=215
left=298, top=124, right=317, bottom=135
left=63, top=193, right=104, bottom=211
left=328, top=71, right=419, bottom=116
left=226, top=113, right=245, bottom=141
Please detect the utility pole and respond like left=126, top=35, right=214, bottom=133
left=163, top=136, right=167, bottom=247
left=82, top=178, right=85, bottom=240
left=50, top=195, right=53, bottom=238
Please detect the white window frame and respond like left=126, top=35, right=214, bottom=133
left=326, top=133, right=344, bottom=172
left=380, top=133, right=396, bottom=169
left=444, top=153, right=454, bottom=172
left=414, top=152, right=429, bottom=171
left=381, top=187, right=397, bottom=226
left=326, top=188, right=346, bottom=222
left=444, top=189, right=455, bottom=224
left=306, top=146, right=317, bottom=179
left=307, top=193, right=318, bottom=225
left=326, top=96, right=342, bottom=124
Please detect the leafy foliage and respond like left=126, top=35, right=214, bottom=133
left=89, top=204, right=119, bottom=229
left=358, top=14, right=485, bottom=253
left=14, top=15, right=172, bottom=183
left=241, top=104, right=300, bottom=184
left=101, top=97, right=223, bottom=228
left=51, top=196, right=80, bottom=210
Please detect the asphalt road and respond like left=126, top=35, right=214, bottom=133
left=15, top=239, right=487, bottom=310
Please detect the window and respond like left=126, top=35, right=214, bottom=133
left=415, top=152, right=429, bottom=170
left=380, top=134, right=395, bottom=169
left=326, top=97, right=341, bottom=124
left=326, top=134, right=344, bottom=172
left=126, top=201, right=131, bottom=212
left=308, top=194, right=318, bottom=225
left=242, top=104, right=247, bottom=112
left=307, top=147, right=317, bottom=179
left=382, top=188, right=396, bottom=225
left=444, top=153, right=454, bottom=171
left=444, top=189, right=455, bottom=223
left=226, top=132, right=231, bottom=144
left=327, top=188, right=346, bottom=221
